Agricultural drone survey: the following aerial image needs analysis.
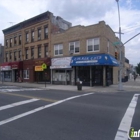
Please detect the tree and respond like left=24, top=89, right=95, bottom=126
left=136, top=63, right=140, bottom=75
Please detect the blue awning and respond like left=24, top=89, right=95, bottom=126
left=70, top=54, right=119, bottom=66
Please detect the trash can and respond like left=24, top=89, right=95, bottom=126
left=77, top=81, right=82, bottom=91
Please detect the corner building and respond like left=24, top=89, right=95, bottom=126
left=51, top=21, right=125, bottom=86
left=2, top=11, right=71, bottom=82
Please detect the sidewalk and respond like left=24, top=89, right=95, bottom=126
left=1, top=77, right=140, bottom=92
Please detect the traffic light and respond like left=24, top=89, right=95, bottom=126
left=115, top=52, right=118, bottom=59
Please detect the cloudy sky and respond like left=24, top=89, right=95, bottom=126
left=0, top=0, right=140, bottom=65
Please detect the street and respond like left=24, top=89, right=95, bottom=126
left=0, top=85, right=140, bottom=140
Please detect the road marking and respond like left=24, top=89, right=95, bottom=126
left=0, top=92, right=94, bottom=126
left=114, top=94, right=140, bottom=140
left=0, top=92, right=57, bottom=102
left=0, top=99, right=39, bottom=111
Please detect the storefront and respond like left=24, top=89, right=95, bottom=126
left=23, top=58, right=51, bottom=83
left=11, top=61, right=23, bottom=82
left=0, top=63, right=12, bottom=82
left=50, top=57, right=72, bottom=85
left=0, top=61, right=23, bottom=82
left=70, top=54, right=119, bottom=86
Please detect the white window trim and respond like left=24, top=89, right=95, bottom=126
left=86, top=38, right=100, bottom=53
left=54, top=44, right=63, bottom=56
left=69, top=41, right=80, bottom=54
left=23, top=70, right=29, bottom=79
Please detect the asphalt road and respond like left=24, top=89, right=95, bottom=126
left=0, top=85, right=140, bottom=140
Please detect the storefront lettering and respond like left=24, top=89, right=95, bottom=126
left=74, top=56, right=102, bottom=61
left=35, top=61, right=44, bottom=65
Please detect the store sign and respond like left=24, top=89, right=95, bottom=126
left=52, top=57, right=72, bottom=66
left=35, top=66, right=43, bottom=71
left=11, top=64, right=18, bottom=69
left=50, top=65, right=72, bottom=69
left=70, top=54, right=119, bottom=66
left=0, top=66, right=11, bottom=71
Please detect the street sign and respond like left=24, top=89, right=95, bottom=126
left=42, top=63, right=47, bottom=70
left=113, top=42, right=120, bottom=46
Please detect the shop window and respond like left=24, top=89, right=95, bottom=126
left=44, top=26, right=48, bottom=39
left=44, top=44, right=48, bottom=57
left=4, top=71, right=11, bottom=79
left=87, top=38, right=100, bottom=52
left=69, top=41, right=80, bottom=54
left=23, top=70, right=29, bottom=79
left=54, top=44, right=63, bottom=56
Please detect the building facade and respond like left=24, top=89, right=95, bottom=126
left=0, top=44, right=4, bottom=81
left=2, top=11, right=71, bottom=82
left=50, top=21, right=125, bottom=86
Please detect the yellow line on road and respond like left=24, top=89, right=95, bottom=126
left=0, top=92, right=57, bottom=103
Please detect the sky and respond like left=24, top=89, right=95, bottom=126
left=0, top=0, right=140, bottom=66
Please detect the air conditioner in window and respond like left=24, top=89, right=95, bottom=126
left=69, top=50, right=74, bottom=55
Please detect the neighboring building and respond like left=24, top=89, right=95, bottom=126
left=0, top=44, right=4, bottom=81
left=50, top=21, right=125, bottom=86
left=2, top=11, right=71, bottom=82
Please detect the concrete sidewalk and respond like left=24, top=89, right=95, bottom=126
left=1, top=77, right=140, bottom=92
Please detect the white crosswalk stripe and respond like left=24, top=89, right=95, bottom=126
left=0, top=98, right=39, bottom=111
left=0, top=86, right=44, bottom=92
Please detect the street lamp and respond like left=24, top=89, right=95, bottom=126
left=116, top=0, right=123, bottom=90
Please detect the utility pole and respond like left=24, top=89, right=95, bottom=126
left=116, top=0, right=123, bottom=91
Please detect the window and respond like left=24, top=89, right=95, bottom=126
left=44, top=44, right=48, bottom=57
left=38, top=45, right=41, bottom=58
left=14, top=51, right=16, bottom=61
left=26, top=32, right=29, bottom=43
left=14, top=37, right=17, bottom=45
left=44, top=26, right=48, bottom=39
left=6, top=39, right=8, bottom=48
left=69, top=41, right=80, bottom=53
left=87, top=38, right=100, bottom=52
left=19, top=35, right=22, bottom=45
left=10, top=38, right=12, bottom=47
left=23, top=70, right=29, bottom=79
left=5, top=52, right=8, bottom=62
left=54, top=44, right=63, bottom=56
left=107, top=40, right=110, bottom=53
left=9, top=52, right=12, bottom=61
left=4, top=71, right=11, bottom=79
left=25, top=48, right=28, bottom=59
left=31, top=31, right=34, bottom=42
left=38, top=28, right=41, bottom=40
left=18, top=50, right=22, bottom=60
left=31, top=47, right=34, bottom=59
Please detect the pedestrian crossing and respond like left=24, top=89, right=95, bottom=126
left=0, top=86, right=44, bottom=93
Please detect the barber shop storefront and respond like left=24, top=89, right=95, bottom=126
left=0, top=61, right=23, bottom=82
left=70, top=54, right=119, bottom=86
left=23, top=58, right=51, bottom=83
left=0, top=63, right=12, bottom=82
left=50, top=57, right=72, bottom=85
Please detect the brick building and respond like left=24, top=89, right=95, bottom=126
left=50, top=21, right=125, bottom=86
left=0, top=44, right=4, bottom=81
left=2, top=11, right=71, bottom=82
